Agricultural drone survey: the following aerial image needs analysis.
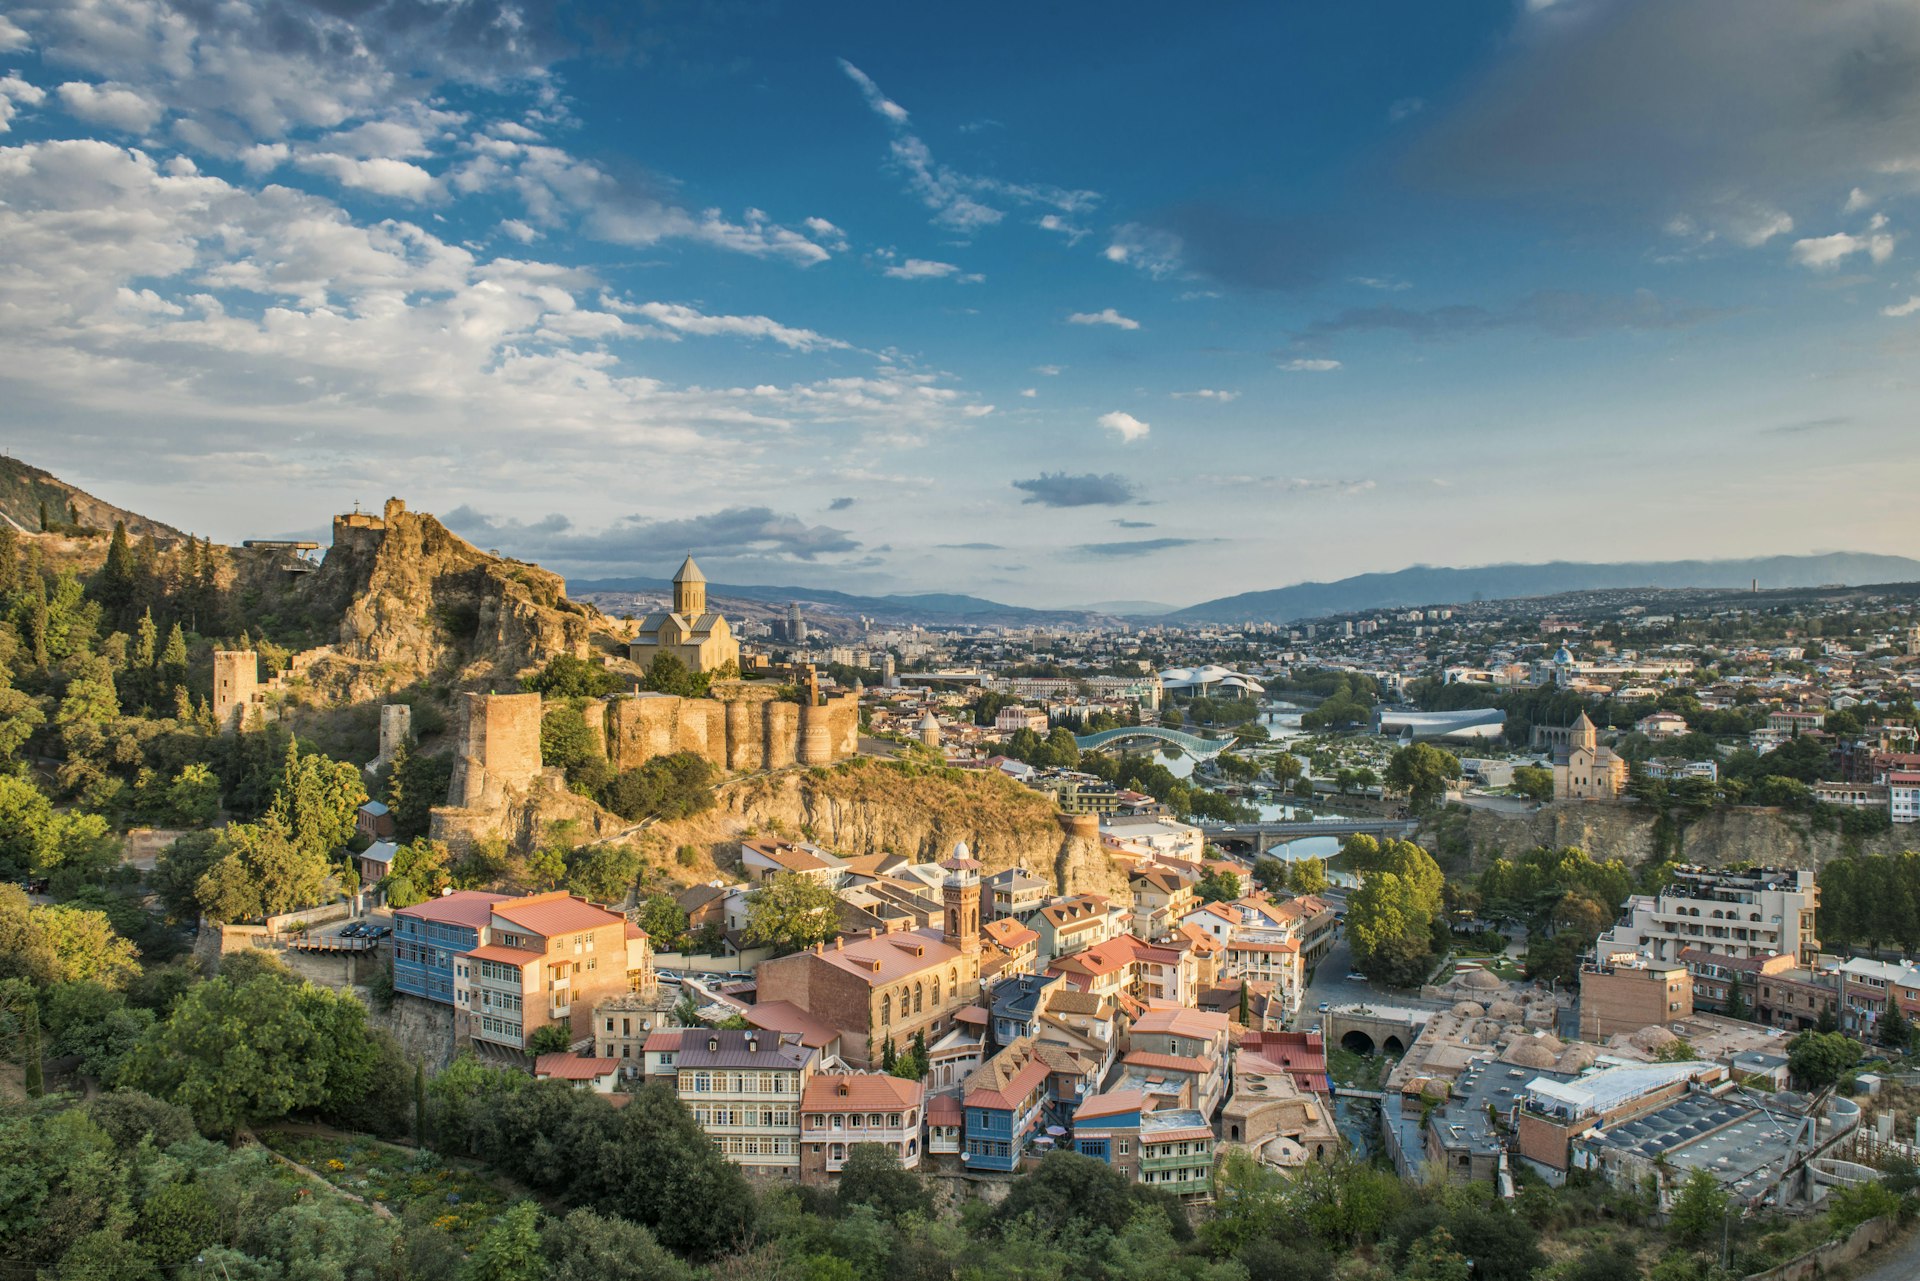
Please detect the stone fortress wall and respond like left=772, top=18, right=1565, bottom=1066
left=430, top=681, right=858, bottom=847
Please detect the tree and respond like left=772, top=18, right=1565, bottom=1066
left=1880, top=999, right=1913, bottom=1051
left=1196, top=868, right=1242, bottom=903
left=541, top=704, right=602, bottom=780
left=1666, top=1168, right=1728, bottom=1248
left=838, top=1143, right=934, bottom=1221
left=637, top=895, right=691, bottom=953
left=1724, top=970, right=1750, bottom=1022
left=466, top=1200, right=546, bottom=1281
left=119, top=970, right=380, bottom=1136
left=1786, top=1030, right=1861, bottom=1090
left=195, top=815, right=334, bottom=922
left=744, top=873, right=839, bottom=951
left=524, top=653, right=625, bottom=699
left=599, top=753, right=717, bottom=823
left=1288, top=856, right=1329, bottom=895
left=1511, top=766, right=1554, bottom=802
left=641, top=652, right=697, bottom=697
left=567, top=842, right=641, bottom=905
left=21, top=1001, right=42, bottom=1097
left=1385, top=743, right=1462, bottom=813
left=528, top=1023, right=573, bottom=1056
left=543, top=1208, right=698, bottom=1281
left=991, top=1149, right=1184, bottom=1243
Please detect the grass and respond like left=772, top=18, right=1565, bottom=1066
left=258, top=1130, right=511, bottom=1247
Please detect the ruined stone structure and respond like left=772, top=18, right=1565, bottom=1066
left=447, top=691, right=543, bottom=810
left=430, top=683, right=858, bottom=849
left=211, top=649, right=261, bottom=732
left=369, top=702, right=412, bottom=773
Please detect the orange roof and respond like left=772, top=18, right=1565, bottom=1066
left=643, top=1029, right=684, bottom=1052
left=535, top=1053, right=620, bottom=1080
left=1228, top=939, right=1299, bottom=954
left=493, top=891, right=624, bottom=937
left=926, top=1093, right=964, bottom=1121
left=465, top=943, right=544, bottom=966
left=955, top=1004, right=990, bottom=1024
left=1074, top=1088, right=1148, bottom=1121
left=1131, top=1005, right=1229, bottom=1040
left=984, top=918, right=1039, bottom=949
left=1142, top=1124, right=1214, bottom=1145
left=799, top=928, right=963, bottom=987
left=801, top=1073, right=924, bottom=1112
left=746, top=1000, right=840, bottom=1048
left=396, top=890, right=512, bottom=930
left=1121, top=1050, right=1212, bottom=1075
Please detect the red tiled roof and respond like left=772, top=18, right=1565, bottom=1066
left=1142, top=1125, right=1213, bottom=1145
left=535, top=1053, right=619, bottom=1080
left=493, top=891, right=625, bottom=937
left=1074, top=1088, right=1148, bottom=1121
left=643, top=1030, right=684, bottom=1052
left=926, top=1093, right=964, bottom=1121
left=396, top=890, right=512, bottom=930
left=799, top=929, right=963, bottom=986
left=465, top=943, right=545, bottom=966
left=955, top=1004, right=990, bottom=1024
left=801, top=1073, right=924, bottom=1112
left=746, top=1000, right=840, bottom=1048
left=1121, top=1050, right=1211, bottom=1075
left=1131, top=1005, right=1228, bottom=1040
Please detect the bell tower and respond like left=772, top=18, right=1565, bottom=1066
left=940, top=843, right=982, bottom=956
left=673, top=553, right=706, bottom=616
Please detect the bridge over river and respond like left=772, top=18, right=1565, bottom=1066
left=1209, top=817, right=1418, bottom=854
left=1071, top=725, right=1237, bottom=759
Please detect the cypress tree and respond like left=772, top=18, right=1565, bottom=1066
left=98, top=519, right=134, bottom=620
left=0, top=524, right=16, bottom=598
left=133, top=608, right=158, bottom=669
left=22, top=1005, right=42, bottom=1098
left=37, top=500, right=48, bottom=532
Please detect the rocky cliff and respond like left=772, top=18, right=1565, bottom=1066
left=247, top=502, right=607, bottom=702
left=662, top=759, right=1128, bottom=899
left=1423, top=800, right=1911, bottom=872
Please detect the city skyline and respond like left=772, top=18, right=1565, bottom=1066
left=2, top=0, right=1917, bottom=606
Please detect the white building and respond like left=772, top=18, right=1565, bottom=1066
left=1595, top=866, right=1819, bottom=966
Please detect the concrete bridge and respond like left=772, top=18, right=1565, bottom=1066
left=1210, top=817, right=1418, bottom=854
left=1072, top=725, right=1237, bottom=759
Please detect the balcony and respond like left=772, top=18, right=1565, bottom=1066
left=1141, top=1151, right=1211, bottom=1172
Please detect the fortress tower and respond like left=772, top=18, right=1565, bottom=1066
left=211, top=650, right=259, bottom=733
left=941, top=843, right=982, bottom=957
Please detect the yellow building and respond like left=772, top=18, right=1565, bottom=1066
left=630, top=554, right=739, bottom=674
left=1554, top=711, right=1628, bottom=800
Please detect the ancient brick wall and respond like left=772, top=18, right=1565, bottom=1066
left=211, top=649, right=259, bottom=732
left=448, top=691, right=543, bottom=809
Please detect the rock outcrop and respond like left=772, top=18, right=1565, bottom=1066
left=242, top=499, right=604, bottom=702
left=703, top=760, right=1129, bottom=899
left=1423, top=800, right=1911, bottom=872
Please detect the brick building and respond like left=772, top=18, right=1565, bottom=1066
left=1578, top=952, right=1692, bottom=1040
left=798, top=1073, right=926, bottom=1183
left=755, top=848, right=984, bottom=1068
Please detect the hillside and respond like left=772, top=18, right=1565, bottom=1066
left=571, top=574, right=1111, bottom=629
left=0, top=455, right=188, bottom=543
left=1172, top=552, right=1920, bottom=623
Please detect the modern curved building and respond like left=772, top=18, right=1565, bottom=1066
left=1374, top=707, right=1507, bottom=742
left=1159, top=665, right=1266, bottom=697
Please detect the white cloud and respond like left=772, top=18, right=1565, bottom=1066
left=1038, top=213, right=1088, bottom=243
left=1097, top=411, right=1150, bottom=443
left=1790, top=226, right=1895, bottom=269
left=838, top=59, right=909, bottom=125
left=1282, top=358, right=1343, bottom=372
left=0, top=74, right=46, bottom=132
left=613, top=301, right=849, bottom=351
left=884, top=257, right=971, bottom=280
left=803, top=217, right=849, bottom=252
left=0, top=14, right=29, bottom=51
left=1033, top=364, right=1064, bottom=375
left=1020, top=387, right=1037, bottom=397
left=295, top=153, right=437, bottom=201
left=1103, top=223, right=1183, bottom=278
left=838, top=59, right=1097, bottom=233
left=1351, top=275, right=1411, bottom=291
left=1844, top=187, right=1872, bottom=214
left=1885, top=296, right=1920, bottom=318
left=1388, top=97, right=1426, bottom=122
left=1068, top=308, right=1140, bottom=330
left=55, top=80, right=162, bottom=132
left=498, top=218, right=537, bottom=243
left=1173, top=389, right=1239, bottom=401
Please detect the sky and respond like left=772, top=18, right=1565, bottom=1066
left=2, top=0, right=1919, bottom=609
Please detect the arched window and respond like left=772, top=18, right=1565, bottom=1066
left=881, top=994, right=892, bottom=1024
left=914, top=982, right=924, bottom=1014
left=931, top=975, right=942, bottom=1004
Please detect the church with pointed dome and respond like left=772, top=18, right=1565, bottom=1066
left=628, top=554, right=740, bottom=673
left=1552, top=710, right=1627, bottom=800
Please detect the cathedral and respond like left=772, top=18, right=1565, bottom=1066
left=1553, top=711, right=1627, bottom=800
left=629, top=554, right=740, bottom=674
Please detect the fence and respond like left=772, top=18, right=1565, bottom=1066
left=1741, top=1214, right=1900, bottom=1281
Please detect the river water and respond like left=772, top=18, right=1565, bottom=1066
left=1147, top=701, right=1347, bottom=864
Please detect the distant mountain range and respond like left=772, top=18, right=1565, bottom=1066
left=1170, top=553, right=1920, bottom=624
left=567, top=574, right=1111, bottom=626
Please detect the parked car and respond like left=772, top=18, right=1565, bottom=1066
left=340, top=922, right=366, bottom=938
left=368, top=925, right=392, bottom=939
left=1317, top=1001, right=1331, bottom=1013
left=1345, top=971, right=1367, bottom=983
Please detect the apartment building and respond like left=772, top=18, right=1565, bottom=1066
left=676, top=1029, right=818, bottom=1175
left=1834, top=957, right=1920, bottom=1038
left=1136, top=1109, right=1216, bottom=1201
left=1578, top=953, right=1693, bottom=1040
left=453, top=892, right=653, bottom=1052
left=985, top=867, right=1049, bottom=919
left=1130, top=869, right=1197, bottom=939
left=1122, top=1005, right=1232, bottom=1117
left=1594, top=866, right=1818, bottom=965
left=393, top=890, right=510, bottom=1005
left=798, top=1073, right=926, bottom=1183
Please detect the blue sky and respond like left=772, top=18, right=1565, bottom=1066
left=1, top=0, right=1917, bottom=608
